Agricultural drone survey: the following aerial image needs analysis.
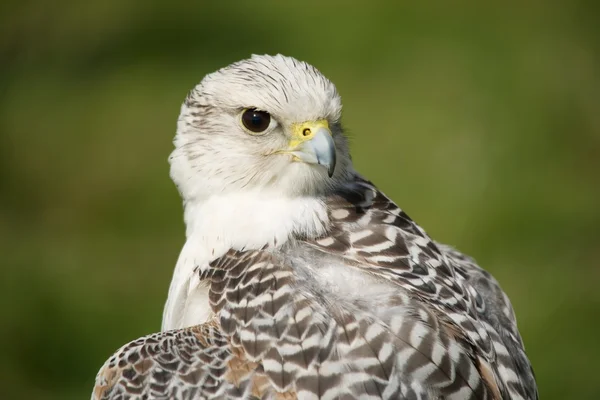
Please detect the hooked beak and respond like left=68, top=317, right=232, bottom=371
left=287, top=120, right=336, bottom=177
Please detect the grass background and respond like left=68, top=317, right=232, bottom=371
left=1, top=1, right=599, bottom=399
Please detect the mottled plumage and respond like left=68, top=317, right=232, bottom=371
left=92, top=55, right=537, bottom=399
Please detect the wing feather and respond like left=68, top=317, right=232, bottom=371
left=306, top=177, right=537, bottom=399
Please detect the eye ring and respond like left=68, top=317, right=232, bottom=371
left=240, top=108, right=274, bottom=134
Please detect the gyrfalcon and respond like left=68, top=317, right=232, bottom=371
left=92, top=54, right=538, bottom=400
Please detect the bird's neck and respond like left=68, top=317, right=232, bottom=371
left=183, top=190, right=330, bottom=249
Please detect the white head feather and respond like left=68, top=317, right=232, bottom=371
left=169, top=54, right=353, bottom=202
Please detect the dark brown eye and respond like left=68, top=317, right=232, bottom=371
left=241, top=109, right=271, bottom=133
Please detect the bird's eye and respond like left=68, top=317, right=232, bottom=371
left=241, top=109, right=272, bottom=134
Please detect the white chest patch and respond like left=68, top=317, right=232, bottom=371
left=161, top=191, right=329, bottom=331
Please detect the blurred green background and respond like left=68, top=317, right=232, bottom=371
left=1, top=1, right=599, bottom=399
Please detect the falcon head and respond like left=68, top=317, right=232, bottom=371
left=170, top=54, right=353, bottom=201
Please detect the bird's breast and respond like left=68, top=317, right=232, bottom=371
left=162, top=192, right=331, bottom=331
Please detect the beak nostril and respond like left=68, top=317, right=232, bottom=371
left=302, top=128, right=311, bottom=137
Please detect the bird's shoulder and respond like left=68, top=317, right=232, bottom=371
left=296, top=176, right=537, bottom=399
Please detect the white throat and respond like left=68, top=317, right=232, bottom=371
left=161, top=190, right=330, bottom=331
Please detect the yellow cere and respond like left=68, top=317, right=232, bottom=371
left=288, top=120, right=330, bottom=149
